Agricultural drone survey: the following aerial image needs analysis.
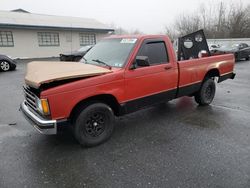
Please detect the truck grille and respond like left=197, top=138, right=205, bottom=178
left=23, top=86, right=38, bottom=113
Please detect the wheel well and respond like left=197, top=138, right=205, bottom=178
left=70, top=94, right=121, bottom=121
left=204, top=69, right=220, bottom=80
left=0, top=59, right=10, bottom=63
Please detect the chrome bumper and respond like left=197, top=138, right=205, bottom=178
left=20, top=101, right=57, bottom=135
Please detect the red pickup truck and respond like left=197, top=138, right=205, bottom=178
left=21, top=34, right=235, bottom=147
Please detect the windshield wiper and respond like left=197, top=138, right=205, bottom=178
left=82, top=57, right=88, bottom=64
left=92, top=59, right=112, bottom=70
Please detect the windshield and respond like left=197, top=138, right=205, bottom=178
left=81, top=38, right=137, bottom=68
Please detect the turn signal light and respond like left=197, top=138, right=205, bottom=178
left=41, top=99, right=50, bottom=115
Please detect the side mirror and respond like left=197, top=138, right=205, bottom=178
left=135, top=56, right=150, bottom=67
left=130, top=56, right=150, bottom=70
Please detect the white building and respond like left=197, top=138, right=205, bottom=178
left=0, top=9, right=114, bottom=58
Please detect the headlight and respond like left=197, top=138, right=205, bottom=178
left=36, top=98, right=50, bottom=116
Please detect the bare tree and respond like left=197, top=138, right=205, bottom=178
left=228, top=3, right=250, bottom=38
left=108, top=23, right=143, bottom=35
left=174, top=14, right=201, bottom=36
left=164, top=26, right=178, bottom=41
left=165, top=1, right=250, bottom=39
left=130, top=29, right=144, bottom=35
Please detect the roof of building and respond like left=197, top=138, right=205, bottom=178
left=11, top=9, right=30, bottom=13
left=0, top=9, right=114, bottom=32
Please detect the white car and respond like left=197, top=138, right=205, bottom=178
left=209, top=44, right=220, bottom=51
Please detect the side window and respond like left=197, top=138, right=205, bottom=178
left=240, top=43, right=247, bottom=49
left=138, top=41, right=169, bottom=65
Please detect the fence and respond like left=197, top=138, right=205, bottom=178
left=207, top=38, right=250, bottom=46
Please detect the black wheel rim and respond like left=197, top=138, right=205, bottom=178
left=84, top=112, right=106, bottom=137
left=205, top=85, right=213, bottom=99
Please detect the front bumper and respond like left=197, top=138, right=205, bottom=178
left=20, top=101, right=57, bottom=135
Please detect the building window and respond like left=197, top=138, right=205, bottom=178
left=0, top=31, right=14, bottom=47
left=79, top=33, right=96, bottom=46
left=38, top=32, right=60, bottom=46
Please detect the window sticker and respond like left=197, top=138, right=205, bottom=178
left=120, top=38, right=137, bottom=44
left=114, top=63, right=123, bottom=67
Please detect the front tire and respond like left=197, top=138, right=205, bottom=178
left=0, top=60, right=11, bottom=71
left=73, top=56, right=81, bottom=62
left=195, top=78, right=216, bottom=106
left=73, top=103, right=115, bottom=147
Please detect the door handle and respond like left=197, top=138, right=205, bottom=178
left=164, top=66, right=171, bottom=70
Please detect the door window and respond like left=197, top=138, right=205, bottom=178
left=137, top=41, right=169, bottom=65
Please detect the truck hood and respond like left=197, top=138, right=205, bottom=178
left=25, top=61, right=112, bottom=89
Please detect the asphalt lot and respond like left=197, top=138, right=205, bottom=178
left=0, top=58, right=250, bottom=188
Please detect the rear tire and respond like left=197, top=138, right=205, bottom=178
left=195, top=78, right=216, bottom=106
left=73, top=103, right=115, bottom=147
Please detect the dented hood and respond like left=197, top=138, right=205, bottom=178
left=25, top=61, right=112, bottom=89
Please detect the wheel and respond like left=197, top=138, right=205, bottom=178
left=234, top=53, right=240, bottom=62
left=194, top=78, right=216, bottom=106
left=73, top=56, right=81, bottom=62
left=59, top=55, right=65, bottom=61
left=0, top=60, right=11, bottom=71
left=73, top=103, right=115, bottom=147
left=246, top=56, right=249, bottom=61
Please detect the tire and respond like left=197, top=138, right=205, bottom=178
left=0, top=60, right=11, bottom=71
left=73, top=103, right=115, bottom=147
left=59, top=56, right=65, bottom=61
left=73, top=57, right=81, bottom=62
left=246, top=56, right=249, bottom=61
left=234, top=53, right=240, bottom=62
left=194, top=78, right=216, bottom=106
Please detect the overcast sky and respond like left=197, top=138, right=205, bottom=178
left=1, top=0, right=249, bottom=34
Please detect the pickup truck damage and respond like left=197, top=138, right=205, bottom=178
left=25, top=61, right=112, bottom=89
left=20, top=32, right=235, bottom=147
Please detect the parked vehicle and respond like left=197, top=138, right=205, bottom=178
left=211, top=43, right=250, bottom=61
left=59, top=45, right=93, bottom=62
left=0, top=54, right=16, bottom=72
left=20, top=33, right=235, bottom=147
left=209, top=44, right=220, bottom=51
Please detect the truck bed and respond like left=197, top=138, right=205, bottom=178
left=176, top=54, right=235, bottom=97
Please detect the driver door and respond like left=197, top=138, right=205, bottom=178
left=123, top=39, right=178, bottom=113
